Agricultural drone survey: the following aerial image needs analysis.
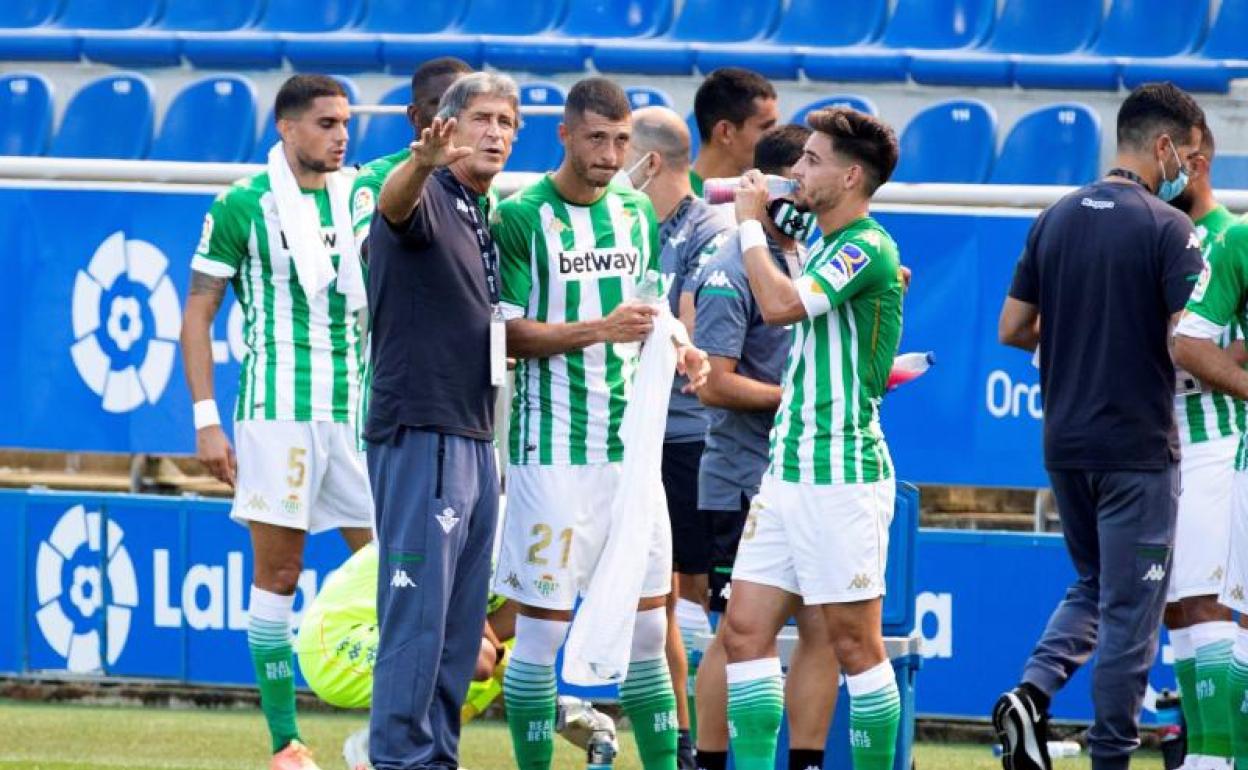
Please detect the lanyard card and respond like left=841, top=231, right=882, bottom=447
left=490, top=308, right=506, bottom=387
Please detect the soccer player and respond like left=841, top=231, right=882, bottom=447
left=490, top=77, right=709, bottom=770
left=718, top=107, right=904, bottom=770
left=624, top=105, right=734, bottom=768
left=1174, top=181, right=1248, bottom=770
left=689, top=68, right=779, bottom=196
left=997, top=83, right=1206, bottom=770
left=1164, top=123, right=1242, bottom=770
left=351, top=57, right=473, bottom=253
left=180, top=75, right=374, bottom=770
left=690, top=124, right=839, bottom=770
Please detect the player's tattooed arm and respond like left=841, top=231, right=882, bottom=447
left=189, top=270, right=229, bottom=310
left=181, top=269, right=236, bottom=485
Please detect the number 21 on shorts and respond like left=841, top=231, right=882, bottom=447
left=527, top=523, right=573, bottom=568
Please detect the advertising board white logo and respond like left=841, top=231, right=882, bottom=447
left=70, top=232, right=182, bottom=413
left=35, top=505, right=138, bottom=672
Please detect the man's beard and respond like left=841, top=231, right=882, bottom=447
left=1168, top=186, right=1195, bottom=216
left=296, top=150, right=339, bottom=175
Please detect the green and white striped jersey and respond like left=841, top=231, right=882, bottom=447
left=351, top=148, right=410, bottom=244
left=192, top=172, right=365, bottom=424
left=493, top=177, right=661, bottom=466
left=769, top=216, right=903, bottom=485
left=1176, top=204, right=1246, bottom=445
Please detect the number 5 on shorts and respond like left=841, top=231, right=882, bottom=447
left=527, top=523, right=573, bottom=567
left=287, top=447, right=307, bottom=489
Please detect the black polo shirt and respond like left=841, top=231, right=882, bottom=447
left=365, top=167, right=494, bottom=444
left=1009, top=178, right=1204, bottom=471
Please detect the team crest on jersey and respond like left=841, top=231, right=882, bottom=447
left=816, top=242, right=872, bottom=292
left=556, top=248, right=642, bottom=282
left=545, top=216, right=567, bottom=236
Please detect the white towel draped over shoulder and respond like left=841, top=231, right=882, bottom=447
left=266, top=142, right=366, bottom=313
left=562, top=303, right=680, bottom=686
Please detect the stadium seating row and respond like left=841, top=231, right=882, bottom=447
left=1, top=0, right=1245, bottom=92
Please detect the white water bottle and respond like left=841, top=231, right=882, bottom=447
left=635, top=269, right=664, bottom=305
left=702, top=175, right=798, bottom=205
left=886, top=351, right=935, bottom=392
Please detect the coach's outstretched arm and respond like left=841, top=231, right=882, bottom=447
left=180, top=272, right=237, bottom=486
left=378, top=117, right=471, bottom=226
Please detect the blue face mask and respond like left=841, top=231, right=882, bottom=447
left=1158, top=141, right=1189, bottom=202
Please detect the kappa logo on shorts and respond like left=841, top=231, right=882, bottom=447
left=1229, top=584, right=1245, bottom=602
left=243, top=493, right=269, bottom=513
left=390, top=568, right=416, bottom=589
left=847, top=573, right=873, bottom=591
left=1143, top=564, right=1167, bottom=582
left=1209, top=566, right=1225, bottom=582
left=504, top=572, right=523, bottom=592
left=556, top=248, right=642, bottom=282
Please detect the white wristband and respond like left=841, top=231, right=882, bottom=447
left=193, top=399, right=221, bottom=430
left=739, top=219, right=766, bottom=253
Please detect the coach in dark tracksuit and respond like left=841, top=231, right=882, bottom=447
left=364, top=72, right=519, bottom=770
left=992, top=83, right=1207, bottom=770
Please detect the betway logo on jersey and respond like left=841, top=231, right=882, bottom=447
left=556, top=248, right=642, bottom=282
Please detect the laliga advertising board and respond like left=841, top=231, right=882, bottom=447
left=0, top=185, right=1047, bottom=488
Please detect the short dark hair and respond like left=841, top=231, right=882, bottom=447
left=1199, top=120, right=1216, bottom=158
left=1116, top=82, right=1205, bottom=152
left=410, top=57, right=472, bottom=104
left=806, top=107, right=899, bottom=194
left=754, top=124, right=812, bottom=176
left=693, top=68, right=776, bottom=142
left=275, top=74, right=347, bottom=121
left=565, top=77, right=631, bottom=123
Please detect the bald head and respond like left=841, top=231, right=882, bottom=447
left=631, top=106, right=691, bottom=170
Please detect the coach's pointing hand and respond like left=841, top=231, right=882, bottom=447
left=196, top=425, right=237, bottom=487
left=599, top=302, right=657, bottom=343
left=410, top=117, right=473, bottom=169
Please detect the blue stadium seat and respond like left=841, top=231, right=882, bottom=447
left=253, top=76, right=361, bottom=164
left=989, top=104, right=1100, bottom=185
left=891, top=100, right=997, bottom=183
left=594, top=0, right=782, bottom=76
left=0, top=0, right=165, bottom=60
left=485, top=0, right=667, bottom=74
left=350, top=84, right=413, bottom=166
left=0, top=73, right=53, bottom=156
left=507, top=83, right=565, bottom=173
left=790, top=95, right=878, bottom=124
left=687, top=112, right=700, bottom=161
left=151, top=76, right=257, bottom=163
left=286, top=0, right=465, bottom=73
left=807, top=0, right=993, bottom=83
left=82, top=0, right=259, bottom=67
left=703, top=0, right=888, bottom=81
left=183, top=0, right=365, bottom=69
left=1013, top=0, right=1210, bottom=91
left=626, top=87, right=673, bottom=110
left=908, top=0, right=1102, bottom=87
left=1120, top=0, right=1248, bottom=93
left=50, top=73, right=153, bottom=160
left=1212, top=155, right=1248, bottom=191
left=385, top=0, right=566, bottom=76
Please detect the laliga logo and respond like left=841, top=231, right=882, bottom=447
left=35, top=505, right=138, bottom=672
left=70, top=231, right=182, bottom=413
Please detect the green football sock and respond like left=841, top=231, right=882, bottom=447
left=248, top=609, right=300, bottom=753
left=1174, top=648, right=1205, bottom=756
left=1194, top=623, right=1237, bottom=759
left=503, top=659, right=557, bottom=770
left=1227, top=639, right=1248, bottom=768
left=726, top=658, right=784, bottom=770
left=620, top=658, right=679, bottom=770
left=847, top=662, right=901, bottom=770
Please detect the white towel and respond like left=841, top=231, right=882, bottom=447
left=266, top=142, right=366, bottom=313
left=562, top=305, right=679, bottom=686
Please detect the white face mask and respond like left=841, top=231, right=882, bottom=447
left=612, top=152, right=655, bottom=191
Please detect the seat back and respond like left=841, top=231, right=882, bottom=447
left=560, top=0, right=672, bottom=37
left=1202, top=0, right=1248, bottom=59
left=508, top=82, right=566, bottom=173
left=881, top=0, right=996, bottom=49
left=253, top=76, right=361, bottom=164
left=457, top=0, right=565, bottom=35
left=1091, top=0, right=1209, bottom=57
left=255, top=0, right=365, bottom=32
left=57, top=0, right=161, bottom=29
left=157, top=0, right=259, bottom=31
left=989, top=103, right=1101, bottom=185
left=152, top=76, right=257, bottom=163
left=986, top=0, right=1101, bottom=54
left=790, top=94, right=878, bottom=125
left=626, top=86, right=673, bottom=110
left=670, top=0, right=781, bottom=43
left=359, top=0, right=463, bottom=33
left=774, top=0, right=887, bottom=47
left=352, top=84, right=413, bottom=165
left=892, top=99, right=997, bottom=183
left=0, top=0, right=62, bottom=27
left=0, top=72, right=53, bottom=156
left=1211, top=155, right=1248, bottom=191
left=51, top=74, right=153, bottom=159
